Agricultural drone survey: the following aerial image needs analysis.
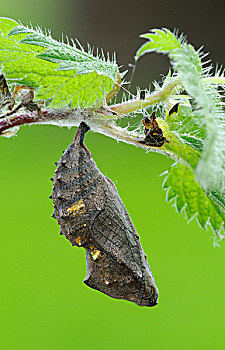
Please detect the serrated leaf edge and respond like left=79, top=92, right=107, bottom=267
left=162, top=172, right=225, bottom=238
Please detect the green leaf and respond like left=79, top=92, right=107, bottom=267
left=136, top=29, right=182, bottom=59
left=162, top=163, right=225, bottom=243
left=165, top=104, right=206, bottom=152
left=0, top=17, right=119, bottom=108
left=136, top=28, right=225, bottom=198
left=171, top=46, right=225, bottom=196
left=0, top=17, right=19, bottom=36
left=157, top=117, right=201, bottom=169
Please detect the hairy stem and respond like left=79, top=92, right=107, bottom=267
left=0, top=105, right=200, bottom=175
left=0, top=74, right=201, bottom=172
left=111, top=77, right=180, bottom=115
left=0, top=77, right=180, bottom=134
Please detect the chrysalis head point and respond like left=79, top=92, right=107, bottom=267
left=73, top=122, right=90, bottom=146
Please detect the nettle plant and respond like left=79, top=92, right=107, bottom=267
left=0, top=17, right=225, bottom=245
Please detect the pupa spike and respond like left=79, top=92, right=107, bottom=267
left=73, top=121, right=90, bottom=145
left=49, top=194, right=52, bottom=199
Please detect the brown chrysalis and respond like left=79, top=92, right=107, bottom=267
left=51, top=122, right=159, bottom=307
left=140, top=111, right=169, bottom=147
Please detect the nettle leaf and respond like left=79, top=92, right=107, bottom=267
left=0, top=17, right=119, bottom=108
left=0, top=17, right=19, bottom=36
left=172, top=47, right=225, bottom=195
left=156, top=117, right=201, bottom=169
left=163, top=163, right=225, bottom=243
left=136, top=29, right=183, bottom=59
left=165, top=104, right=206, bottom=152
left=195, top=85, right=225, bottom=196
left=136, top=28, right=225, bottom=200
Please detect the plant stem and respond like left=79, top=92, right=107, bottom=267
left=0, top=74, right=201, bottom=172
left=0, top=77, right=181, bottom=134
left=111, top=77, right=180, bottom=115
left=109, top=75, right=225, bottom=117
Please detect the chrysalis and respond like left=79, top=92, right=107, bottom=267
left=51, top=122, right=159, bottom=307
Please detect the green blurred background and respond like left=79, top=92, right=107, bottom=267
left=0, top=1, right=224, bottom=349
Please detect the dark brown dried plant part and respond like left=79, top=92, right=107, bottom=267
left=0, top=74, right=41, bottom=119
left=140, top=111, right=169, bottom=147
left=0, top=74, right=14, bottom=111
left=140, top=90, right=146, bottom=100
left=51, top=122, right=159, bottom=307
left=169, top=102, right=179, bottom=116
